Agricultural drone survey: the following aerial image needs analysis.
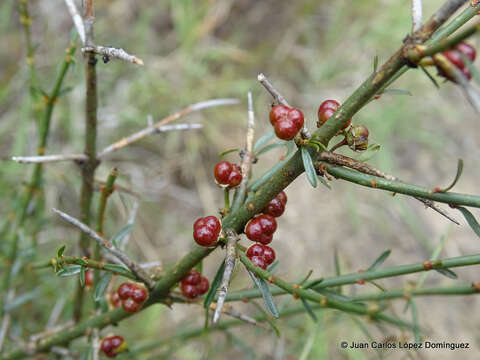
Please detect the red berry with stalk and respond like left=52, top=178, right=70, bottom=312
left=101, top=335, right=127, bottom=358
left=269, top=105, right=304, bottom=140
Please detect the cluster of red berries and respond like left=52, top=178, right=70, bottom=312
left=108, top=282, right=148, bottom=313
left=317, top=99, right=351, bottom=130
left=442, top=42, right=476, bottom=82
left=101, top=335, right=126, bottom=358
left=246, top=243, right=276, bottom=270
left=244, top=191, right=287, bottom=268
left=180, top=269, right=210, bottom=299
left=269, top=105, right=305, bottom=140
left=193, top=215, right=222, bottom=246
left=214, top=161, right=243, bottom=188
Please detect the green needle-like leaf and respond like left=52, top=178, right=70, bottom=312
left=247, top=270, right=279, bottom=318
left=301, top=147, right=317, bottom=188
left=368, top=250, right=391, bottom=271
left=94, top=273, right=113, bottom=302
left=456, top=206, right=480, bottom=238
left=110, top=224, right=135, bottom=248
left=204, top=261, right=225, bottom=309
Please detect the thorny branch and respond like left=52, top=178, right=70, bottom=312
left=53, top=208, right=155, bottom=289
left=209, top=303, right=268, bottom=329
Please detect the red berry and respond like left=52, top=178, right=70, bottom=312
left=122, top=297, right=142, bottom=312
left=196, top=276, right=209, bottom=295
left=317, top=99, right=351, bottom=129
left=270, top=106, right=304, bottom=140
left=117, top=283, right=135, bottom=300
left=250, top=256, right=267, bottom=270
left=228, top=169, right=243, bottom=187
left=182, top=269, right=201, bottom=286
left=269, top=105, right=289, bottom=125
left=193, top=216, right=221, bottom=246
left=131, top=286, right=148, bottom=303
left=101, top=336, right=125, bottom=358
left=85, top=270, right=94, bottom=287
left=262, top=245, right=276, bottom=265
left=456, top=42, right=476, bottom=62
left=245, top=214, right=277, bottom=245
left=214, top=161, right=233, bottom=185
left=246, top=243, right=264, bottom=258
left=263, top=197, right=285, bottom=217
left=181, top=283, right=199, bottom=299
left=443, top=50, right=464, bottom=69
left=109, top=290, right=121, bottom=308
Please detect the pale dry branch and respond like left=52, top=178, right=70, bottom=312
left=412, top=0, right=423, bottom=32
left=0, top=289, right=15, bottom=352
left=209, top=303, right=268, bottom=329
left=212, top=229, right=239, bottom=324
left=52, top=208, right=155, bottom=289
left=98, top=99, right=239, bottom=158
left=29, top=321, right=74, bottom=343
left=82, top=45, right=144, bottom=66
left=64, top=0, right=86, bottom=44
left=11, top=154, right=87, bottom=164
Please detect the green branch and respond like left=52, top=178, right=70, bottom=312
left=323, top=164, right=480, bottom=208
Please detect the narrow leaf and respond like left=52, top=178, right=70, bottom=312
left=367, top=250, right=391, bottom=271
left=219, top=148, right=239, bottom=157
left=434, top=268, right=457, bottom=279
left=420, top=65, right=440, bottom=88
left=267, top=260, right=279, bottom=274
left=373, top=55, right=379, bottom=73
left=251, top=301, right=280, bottom=337
left=255, top=142, right=287, bottom=156
left=103, top=264, right=134, bottom=277
left=57, top=264, right=82, bottom=277
left=80, top=266, right=86, bottom=286
left=301, top=147, right=317, bottom=188
left=301, top=298, right=318, bottom=322
left=409, top=299, right=421, bottom=343
left=304, top=278, right=324, bottom=289
left=203, top=261, right=225, bottom=308
left=440, top=159, right=463, bottom=192
left=58, top=87, right=73, bottom=98
left=76, top=258, right=88, bottom=266
left=456, top=206, right=480, bottom=238
left=94, top=273, right=113, bottom=301
left=247, top=270, right=279, bottom=318
left=317, top=176, right=331, bottom=189
left=314, top=288, right=352, bottom=302
left=333, top=247, right=342, bottom=294
left=57, top=244, right=66, bottom=258
left=110, top=224, right=135, bottom=248
left=253, top=129, right=275, bottom=152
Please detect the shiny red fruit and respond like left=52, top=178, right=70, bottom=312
left=269, top=105, right=289, bottom=125
left=181, top=283, right=199, bottom=299
left=117, top=283, right=135, bottom=300
left=214, top=161, right=233, bottom=185
left=245, top=214, right=277, bottom=245
left=122, top=297, right=142, bottom=313
left=262, top=245, right=276, bottom=265
left=443, top=50, right=464, bottom=69
left=263, top=196, right=285, bottom=217
left=193, top=216, right=221, bottom=246
left=250, top=256, right=267, bottom=270
left=277, top=191, right=287, bottom=205
left=270, top=105, right=304, bottom=140
left=197, top=277, right=210, bottom=295
left=182, top=269, right=201, bottom=286
left=456, top=42, right=476, bottom=62
left=101, top=335, right=125, bottom=358
left=228, top=169, right=243, bottom=187
left=131, top=286, right=148, bottom=303
left=317, top=99, right=351, bottom=129
left=246, top=243, right=264, bottom=258
left=85, top=270, right=94, bottom=287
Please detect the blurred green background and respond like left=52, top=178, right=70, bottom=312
left=1, top=0, right=480, bottom=359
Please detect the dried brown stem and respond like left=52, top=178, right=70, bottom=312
left=12, top=154, right=87, bottom=164
left=82, top=45, right=144, bottom=65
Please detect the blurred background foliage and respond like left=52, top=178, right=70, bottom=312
left=1, top=0, right=480, bottom=359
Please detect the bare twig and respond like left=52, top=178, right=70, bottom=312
left=53, top=208, right=155, bottom=289
left=92, top=328, right=100, bottom=360
left=29, top=321, right=74, bottom=343
left=82, top=45, right=144, bottom=65
left=257, top=73, right=311, bottom=139
left=64, top=0, right=85, bottom=44
left=46, top=297, right=67, bottom=329
left=212, top=229, right=238, bottom=324
left=412, top=0, right=423, bottom=32
left=11, top=154, right=87, bottom=164
left=0, top=289, right=15, bottom=352
left=98, top=99, right=239, bottom=157
left=209, top=303, right=268, bottom=329
left=83, top=0, right=94, bottom=46
left=318, top=152, right=460, bottom=224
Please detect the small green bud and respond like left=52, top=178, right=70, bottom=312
left=346, top=125, right=369, bottom=151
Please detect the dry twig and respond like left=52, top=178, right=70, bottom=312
left=52, top=208, right=155, bottom=289
left=11, top=154, right=87, bottom=164
left=64, top=0, right=86, bottom=44
left=412, top=0, right=423, bottom=32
